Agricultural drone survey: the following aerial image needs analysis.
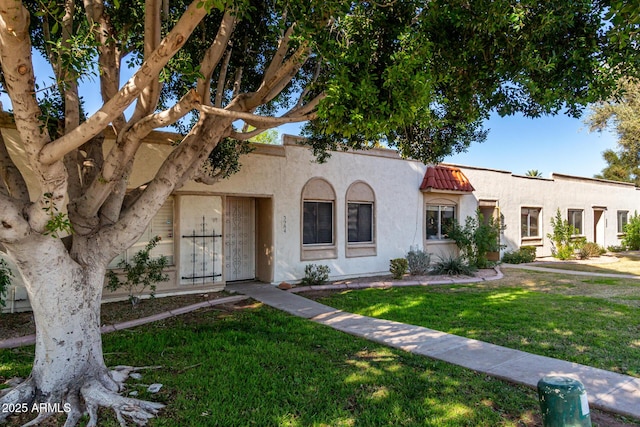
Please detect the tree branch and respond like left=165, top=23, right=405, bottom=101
left=196, top=10, right=236, bottom=103
left=199, top=104, right=317, bottom=128
left=0, top=132, right=29, bottom=203
left=100, top=115, right=233, bottom=254
left=62, top=0, right=81, bottom=132
left=75, top=89, right=200, bottom=221
left=130, top=0, right=162, bottom=123
left=214, top=46, right=232, bottom=107
left=0, top=0, right=50, bottom=153
left=229, top=127, right=265, bottom=141
left=262, top=23, right=296, bottom=85
left=39, top=0, right=210, bottom=165
left=245, top=43, right=311, bottom=110
left=285, top=92, right=326, bottom=118
left=0, top=193, right=30, bottom=244
left=83, top=0, right=126, bottom=132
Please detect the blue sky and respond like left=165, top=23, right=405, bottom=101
left=280, top=112, right=618, bottom=179
left=442, top=112, right=617, bottom=178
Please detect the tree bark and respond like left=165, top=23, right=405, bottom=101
left=0, top=236, right=163, bottom=426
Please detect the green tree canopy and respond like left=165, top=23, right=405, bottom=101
left=588, top=77, right=640, bottom=186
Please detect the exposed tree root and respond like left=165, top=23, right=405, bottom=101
left=81, top=382, right=164, bottom=427
left=0, top=378, right=35, bottom=423
left=0, top=366, right=164, bottom=427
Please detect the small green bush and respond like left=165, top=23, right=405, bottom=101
left=607, top=244, right=627, bottom=253
left=447, top=210, right=501, bottom=268
left=0, top=259, right=13, bottom=309
left=501, top=246, right=537, bottom=264
left=431, top=256, right=477, bottom=276
left=301, top=264, right=330, bottom=285
left=622, top=212, right=640, bottom=250
left=547, top=208, right=583, bottom=260
left=406, top=247, right=431, bottom=275
left=106, top=236, right=169, bottom=306
left=389, top=258, right=408, bottom=279
left=579, top=242, right=606, bottom=260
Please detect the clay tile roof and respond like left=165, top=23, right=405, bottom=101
left=420, top=166, right=475, bottom=192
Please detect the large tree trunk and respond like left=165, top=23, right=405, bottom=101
left=0, top=236, right=163, bottom=427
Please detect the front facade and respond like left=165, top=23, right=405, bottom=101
left=2, top=131, right=640, bottom=311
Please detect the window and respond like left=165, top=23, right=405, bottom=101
left=618, top=210, right=629, bottom=234
left=521, top=208, right=541, bottom=238
left=346, top=181, right=376, bottom=257
left=568, top=209, right=583, bottom=235
left=303, top=201, right=333, bottom=244
left=109, top=198, right=174, bottom=268
left=301, top=178, right=337, bottom=260
left=348, top=203, right=373, bottom=242
left=426, top=205, right=455, bottom=240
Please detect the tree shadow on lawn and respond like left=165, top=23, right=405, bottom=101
left=2, top=304, right=543, bottom=427
left=314, top=284, right=640, bottom=378
left=1, top=302, right=638, bottom=426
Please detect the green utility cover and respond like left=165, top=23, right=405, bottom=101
left=538, top=376, right=592, bottom=427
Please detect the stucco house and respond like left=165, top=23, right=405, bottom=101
left=2, top=129, right=639, bottom=312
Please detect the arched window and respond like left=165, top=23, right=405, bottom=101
left=346, top=181, right=376, bottom=257
left=301, top=178, right=337, bottom=260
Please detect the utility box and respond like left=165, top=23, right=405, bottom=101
left=538, top=376, right=592, bottom=427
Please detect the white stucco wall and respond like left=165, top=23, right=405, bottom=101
left=455, top=165, right=640, bottom=257
left=181, top=137, right=429, bottom=283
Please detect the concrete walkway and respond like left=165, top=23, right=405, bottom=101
left=228, top=282, right=640, bottom=421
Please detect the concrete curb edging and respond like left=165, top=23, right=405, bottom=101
left=0, top=295, right=250, bottom=349
left=288, top=267, right=504, bottom=293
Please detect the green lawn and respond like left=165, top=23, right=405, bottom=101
left=1, top=305, right=542, bottom=426
left=532, top=255, right=640, bottom=276
left=316, top=280, right=640, bottom=378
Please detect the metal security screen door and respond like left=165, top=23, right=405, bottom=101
left=225, top=197, right=256, bottom=281
left=179, top=195, right=223, bottom=286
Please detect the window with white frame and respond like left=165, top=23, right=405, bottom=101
left=618, top=210, right=629, bottom=234
left=568, top=209, right=583, bottom=235
left=109, top=198, right=174, bottom=268
left=521, top=207, right=541, bottom=238
left=426, top=204, right=455, bottom=240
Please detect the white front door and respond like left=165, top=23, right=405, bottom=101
left=179, top=195, right=223, bottom=286
left=225, top=197, right=255, bottom=281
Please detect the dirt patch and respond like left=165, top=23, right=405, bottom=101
left=0, top=292, right=237, bottom=341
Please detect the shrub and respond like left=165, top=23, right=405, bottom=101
left=389, top=258, right=408, bottom=279
left=622, top=212, right=640, bottom=250
left=547, top=208, right=583, bottom=260
left=607, top=244, right=627, bottom=253
left=106, top=236, right=169, bottom=306
left=0, top=259, right=13, bottom=309
left=301, top=264, right=330, bottom=285
left=447, top=210, right=501, bottom=268
left=406, top=247, right=431, bottom=275
left=501, top=246, right=537, bottom=264
left=431, top=256, right=477, bottom=276
left=579, top=242, right=606, bottom=259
